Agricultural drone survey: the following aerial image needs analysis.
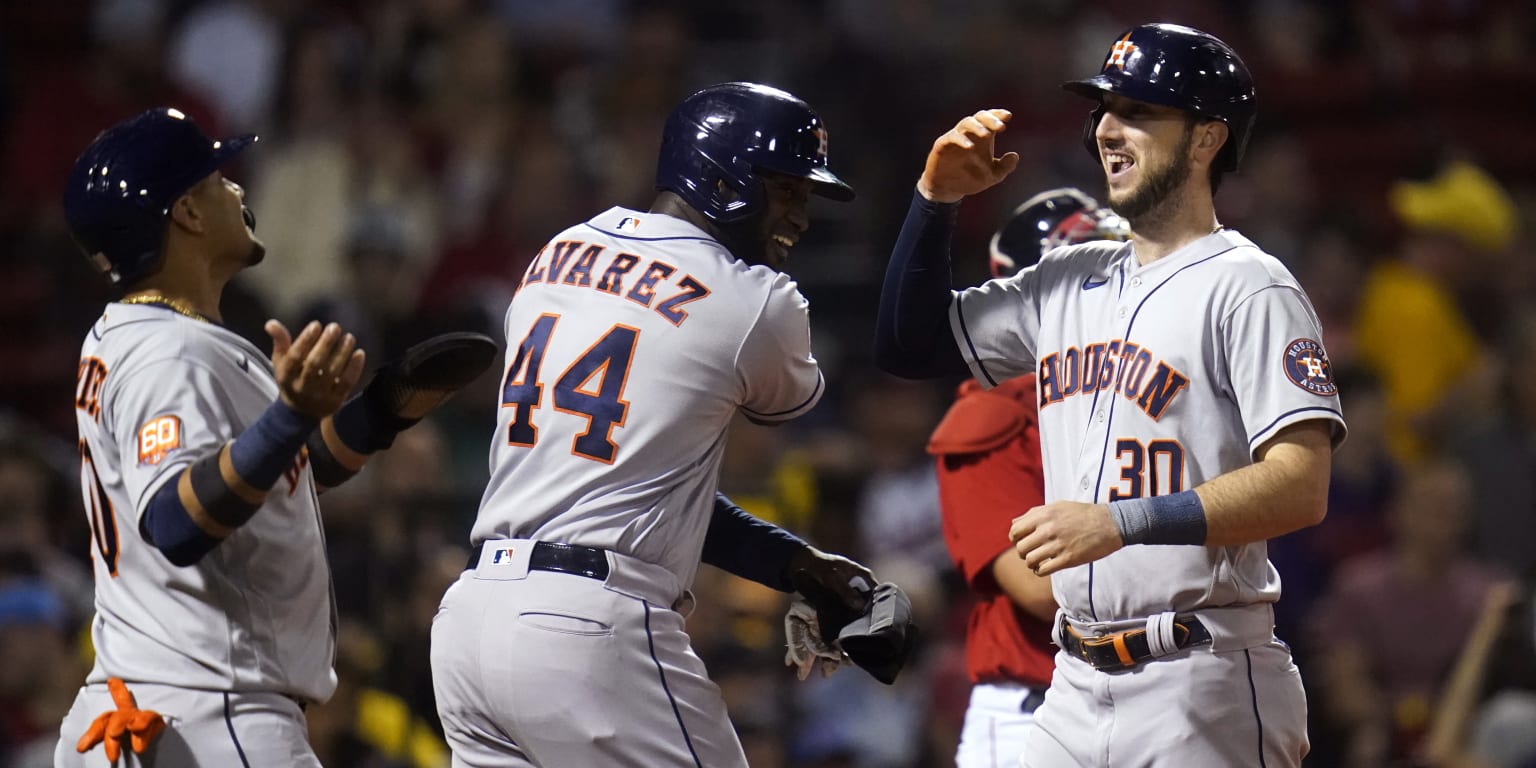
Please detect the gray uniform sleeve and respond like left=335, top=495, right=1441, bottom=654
left=109, top=358, right=237, bottom=519
left=948, top=266, right=1042, bottom=388
left=1220, top=284, right=1347, bottom=455
left=736, top=275, right=823, bottom=422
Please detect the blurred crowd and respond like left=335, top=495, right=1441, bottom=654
left=4, top=0, right=1536, bottom=766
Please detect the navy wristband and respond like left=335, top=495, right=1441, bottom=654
left=332, top=390, right=416, bottom=454
left=228, top=399, right=316, bottom=488
left=1108, top=490, right=1207, bottom=546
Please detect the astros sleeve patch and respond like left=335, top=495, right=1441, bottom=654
left=137, top=415, right=183, bottom=465
left=1282, top=338, right=1338, bottom=396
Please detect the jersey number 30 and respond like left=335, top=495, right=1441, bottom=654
left=1109, top=438, right=1185, bottom=500
left=500, top=313, right=636, bottom=464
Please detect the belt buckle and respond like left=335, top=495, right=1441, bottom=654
left=1081, top=629, right=1142, bottom=672
left=1071, top=625, right=1138, bottom=671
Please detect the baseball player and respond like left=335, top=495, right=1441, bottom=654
left=875, top=24, right=1347, bottom=767
left=56, top=108, right=493, bottom=766
left=931, top=189, right=1129, bottom=768
left=430, top=82, right=880, bottom=767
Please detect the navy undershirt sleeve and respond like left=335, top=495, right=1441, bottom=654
left=142, top=479, right=221, bottom=566
left=700, top=493, right=807, bottom=592
left=874, top=189, right=970, bottom=379
left=143, top=399, right=316, bottom=567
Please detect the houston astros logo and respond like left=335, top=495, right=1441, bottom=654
left=1283, top=339, right=1338, bottom=396
left=1105, top=33, right=1138, bottom=70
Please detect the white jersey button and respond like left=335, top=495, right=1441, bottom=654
left=1131, top=277, right=1142, bottom=288
left=1118, top=307, right=1128, bottom=318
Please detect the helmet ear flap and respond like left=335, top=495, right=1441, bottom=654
left=1081, top=106, right=1105, bottom=167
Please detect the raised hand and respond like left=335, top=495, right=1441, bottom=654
left=266, top=320, right=366, bottom=419
left=917, top=109, right=1021, bottom=203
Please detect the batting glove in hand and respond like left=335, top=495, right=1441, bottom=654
left=784, top=600, right=845, bottom=680
left=75, top=677, right=167, bottom=762
left=351, top=332, right=499, bottom=451
left=786, top=545, right=874, bottom=636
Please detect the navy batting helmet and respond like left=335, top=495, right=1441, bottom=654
left=63, top=108, right=257, bottom=285
left=655, top=82, right=854, bottom=224
left=990, top=188, right=1131, bottom=278
left=1063, top=23, right=1255, bottom=173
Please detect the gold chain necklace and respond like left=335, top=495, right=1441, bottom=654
left=120, top=295, right=210, bottom=323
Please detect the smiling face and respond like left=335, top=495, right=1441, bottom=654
left=1094, top=93, right=1225, bottom=222
left=720, top=171, right=813, bottom=271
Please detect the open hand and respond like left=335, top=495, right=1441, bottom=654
left=1009, top=501, right=1124, bottom=576
left=917, top=109, right=1021, bottom=203
left=267, top=320, right=366, bottom=418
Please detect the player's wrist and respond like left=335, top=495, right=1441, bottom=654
left=916, top=177, right=963, bottom=204
left=1107, top=490, right=1207, bottom=546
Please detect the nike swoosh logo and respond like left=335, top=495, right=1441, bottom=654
left=1081, top=276, right=1110, bottom=290
left=237, top=355, right=250, bottom=372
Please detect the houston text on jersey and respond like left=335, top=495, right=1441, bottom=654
left=1035, top=339, right=1190, bottom=420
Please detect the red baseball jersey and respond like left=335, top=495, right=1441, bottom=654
left=929, top=374, right=1056, bottom=687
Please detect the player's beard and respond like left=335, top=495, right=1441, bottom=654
left=242, top=206, right=265, bottom=266
left=717, top=217, right=774, bottom=270
left=1107, top=126, right=1194, bottom=223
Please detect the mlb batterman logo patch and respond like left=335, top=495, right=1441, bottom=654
left=1283, top=339, right=1337, bottom=396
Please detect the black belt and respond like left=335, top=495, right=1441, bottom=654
left=1059, top=616, right=1212, bottom=672
left=466, top=541, right=610, bottom=581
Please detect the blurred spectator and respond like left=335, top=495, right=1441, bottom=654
left=167, top=0, right=290, bottom=130
left=0, top=574, right=81, bottom=768
left=1294, top=225, right=1371, bottom=370
left=1449, top=311, right=1536, bottom=579
left=1312, top=458, right=1511, bottom=767
left=851, top=376, right=949, bottom=570
left=1354, top=159, right=1515, bottom=464
left=718, top=414, right=819, bottom=534
left=300, top=203, right=429, bottom=363
left=0, top=439, right=93, bottom=621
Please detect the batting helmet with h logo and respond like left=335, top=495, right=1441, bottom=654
left=655, top=82, right=854, bottom=224
left=1063, top=23, right=1256, bottom=174
left=63, top=108, right=256, bottom=286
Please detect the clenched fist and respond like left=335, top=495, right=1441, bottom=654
left=1009, top=501, right=1125, bottom=576
left=917, top=109, right=1021, bottom=203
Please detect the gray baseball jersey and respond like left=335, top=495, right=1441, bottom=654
left=472, top=207, right=823, bottom=588
left=436, top=208, right=822, bottom=767
left=950, top=229, right=1346, bottom=623
left=72, top=304, right=335, bottom=703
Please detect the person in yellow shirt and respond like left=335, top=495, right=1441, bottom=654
left=1354, top=160, right=1516, bottom=464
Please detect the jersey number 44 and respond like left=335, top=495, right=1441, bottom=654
left=500, top=313, right=636, bottom=465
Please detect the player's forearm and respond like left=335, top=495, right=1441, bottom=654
left=990, top=551, right=1057, bottom=621
left=1194, top=422, right=1332, bottom=547
left=874, top=189, right=968, bottom=379
left=701, top=493, right=807, bottom=591
left=144, top=399, right=316, bottom=565
left=305, top=415, right=372, bottom=490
